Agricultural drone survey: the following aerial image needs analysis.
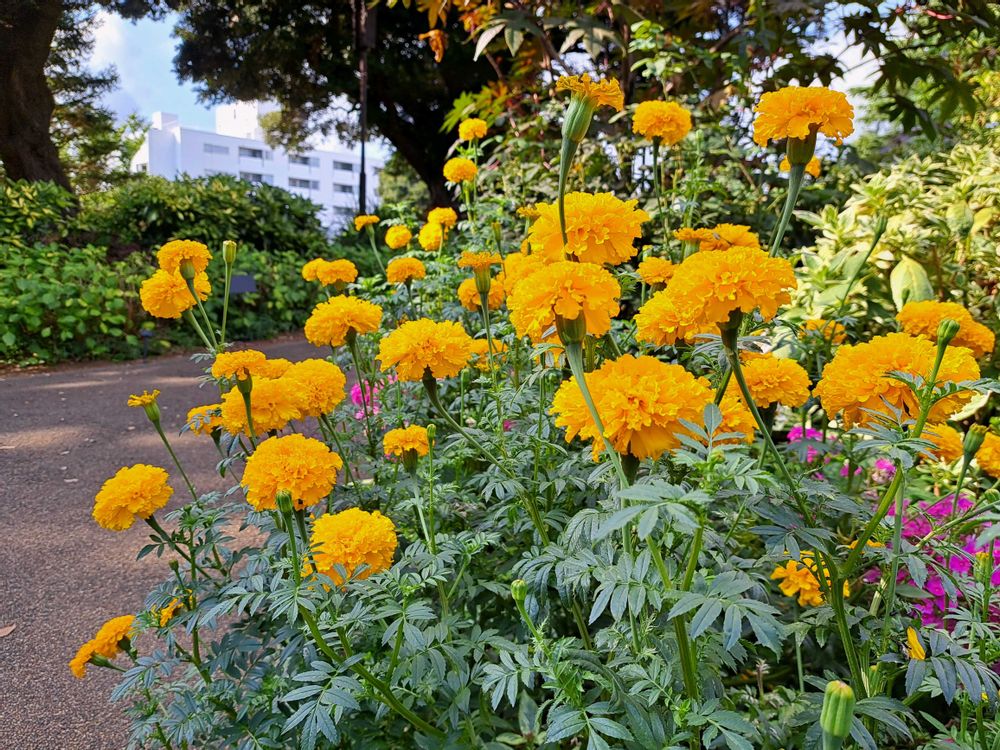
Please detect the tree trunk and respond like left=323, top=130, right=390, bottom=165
left=0, top=0, right=72, bottom=190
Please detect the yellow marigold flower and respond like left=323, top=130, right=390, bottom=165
left=157, top=239, right=212, bottom=275
left=383, top=425, right=430, bottom=458
left=528, top=192, right=649, bottom=265
left=304, top=296, right=383, bottom=348
left=458, top=277, right=504, bottom=311
left=255, top=357, right=292, bottom=379
left=501, top=250, right=547, bottom=296
left=378, top=318, right=475, bottom=382
left=634, top=288, right=717, bottom=346
left=242, top=434, right=342, bottom=511
left=780, top=155, right=821, bottom=178
left=93, top=465, right=173, bottom=531
left=301, top=258, right=325, bottom=281
left=70, top=640, right=97, bottom=679
left=802, top=318, right=847, bottom=345
left=458, top=250, right=502, bottom=272
left=468, top=338, right=508, bottom=370
left=847, top=539, right=885, bottom=550
left=771, top=558, right=823, bottom=606
left=127, top=390, right=160, bottom=408
left=552, top=354, right=713, bottom=461
left=428, top=206, right=458, bottom=228
left=753, top=86, right=854, bottom=147
left=157, top=598, right=181, bottom=627
left=212, top=349, right=267, bottom=380
left=698, top=223, right=761, bottom=252
left=715, top=391, right=756, bottom=444
left=443, top=157, right=477, bottom=184
left=814, top=332, right=980, bottom=427
left=740, top=354, right=811, bottom=408
left=91, top=615, right=136, bottom=658
left=315, top=259, right=359, bottom=287
left=219, top=379, right=302, bottom=434
left=386, top=257, right=427, bottom=284
left=516, top=205, right=540, bottom=220
left=674, top=227, right=712, bottom=244
left=906, top=627, right=926, bottom=660
left=140, top=269, right=210, bottom=319
left=311, top=508, right=398, bottom=584
left=924, top=423, right=964, bottom=464
left=458, top=118, right=488, bottom=141
left=977, top=432, right=1000, bottom=479
left=636, top=257, right=675, bottom=287
left=186, top=404, right=221, bottom=435
left=385, top=225, right=413, bottom=250
left=897, top=300, right=995, bottom=359
left=418, top=221, right=445, bottom=251
left=508, top=260, right=620, bottom=343
left=354, top=214, right=380, bottom=231
left=283, top=359, right=347, bottom=417
left=555, top=73, right=624, bottom=111
left=632, top=100, right=692, bottom=145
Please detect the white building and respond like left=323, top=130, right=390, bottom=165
left=130, top=102, right=383, bottom=230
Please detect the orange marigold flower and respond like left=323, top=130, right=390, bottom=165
left=924, top=423, right=964, bottom=464
left=314, top=259, right=358, bottom=287
left=156, top=598, right=182, bottom=627
left=212, top=349, right=267, bottom=380
left=255, top=357, right=293, bottom=379
left=555, top=73, right=624, bottom=111
left=219, top=379, right=302, bottom=434
left=186, top=404, right=221, bottom=435
left=634, top=289, right=718, bottom=346
left=636, top=257, right=675, bottom=287
left=310, top=508, right=398, bottom=584
left=304, top=296, right=383, bottom=348
left=897, top=300, right=995, bottom=359
left=552, top=354, right=713, bottom=460
left=386, top=257, right=426, bottom=284
left=698, top=223, right=761, bottom=252
left=241, top=434, right=342, bottom=511
left=632, top=100, right=692, bottom=145
left=428, top=206, right=458, bottom=228
left=458, top=118, right=488, bottom=141
left=93, top=465, right=172, bottom=531
left=802, top=318, right=847, bottom=345
left=458, top=250, right=502, bottom=272
left=443, top=157, right=477, bottom=183
left=977, top=432, right=1000, bottom=479
left=140, top=269, right=210, bottom=319
left=715, top=391, right=756, bottom=444
left=753, top=86, right=854, bottom=147
left=418, top=221, right=445, bottom=251
left=771, top=557, right=824, bottom=607
left=501, top=250, right=547, bottom=296
left=383, top=425, right=430, bottom=458
left=157, top=239, right=212, bottom=275
left=92, top=615, right=136, bottom=658
left=740, top=354, right=811, bottom=408
left=468, top=338, right=508, bottom=370
left=780, top=155, right=821, bottom=178
left=127, top=390, right=159, bottom=408
left=385, top=225, right=413, bottom=250
left=302, top=258, right=326, bottom=281
left=282, top=359, right=347, bottom=417
left=674, top=227, right=712, bottom=244
left=516, top=205, right=540, bottom=220
left=507, top=260, right=620, bottom=343
left=354, top=214, right=380, bottom=231
left=458, top=276, right=504, bottom=311
left=69, top=640, right=97, bottom=679
left=377, top=318, right=475, bottom=381
left=814, top=332, right=980, bottom=426
left=528, top=192, right=649, bottom=265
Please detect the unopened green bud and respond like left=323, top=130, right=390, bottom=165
left=511, top=579, right=528, bottom=606
left=820, top=680, right=856, bottom=747
left=562, top=97, right=598, bottom=145
left=873, top=214, right=889, bottom=238
left=179, top=258, right=197, bottom=281
left=236, top=373, right=254, bottom=395
left=402, top=449, right=419, bottom=475
left=222, top=240, right=238, bottom=265
left=143, top=401, right=161, bottom=424
left=426, top=423, right=436, bottom=443
left=555, top=313, right=587, bottom=346
left=937, top=318, right=961, bottom=348
left=965, top=425, right=988, bottom=459
left=473, top=267, right=492, bottom=298
left=276, top=489, right=293, bottom=516
left=785, top=128, right=818, bottom=166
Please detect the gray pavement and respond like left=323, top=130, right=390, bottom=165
left=0, top=336, right=316, bottom=750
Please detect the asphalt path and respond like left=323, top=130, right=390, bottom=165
left=0, top=336, right=315, bottom=749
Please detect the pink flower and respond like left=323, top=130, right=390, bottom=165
left=788, top=426, right=824, bottom=462
left=349, top=375, right=397, bottom=420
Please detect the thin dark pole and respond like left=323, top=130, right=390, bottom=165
left=354, top=2, right=372, bottom=213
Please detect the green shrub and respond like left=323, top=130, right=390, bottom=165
left=0, top=180, right=76, bottom=248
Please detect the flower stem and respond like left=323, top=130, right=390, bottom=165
left=347, top=334, right=378, bottom=457
left=221, top=263, right=233, bottom=344
left=182, top=310, right=214, bottom=351
left=152, top=421, right=197, bottom=501
left=768, top=163, right=805, bottom=257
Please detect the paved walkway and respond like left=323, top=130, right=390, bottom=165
left=0, top=337, right=315, bottom=749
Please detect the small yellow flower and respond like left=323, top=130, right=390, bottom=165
left=385, top=225, right=413, bottom=250
left=219, top=379, right=301, bottom=435
left=211, top=349, right=268, bottom=380
left=310, top=508, right=398, bottom=584
left=242, top=434, right=342, bottom=511
left=354, top=214, right=380, bottom=231
left=443, top=157, right=478, bottom=184
left=91, top=615, right=136, bottom=658
left=186, top=404, right=221, bottom=435
left=780, top=155, right=821, bottom=178
left=753, top=86, right=854, bottom=147
left=636, top=257, right=675, bottom=287
left=924, top=423, right=964, bottom=464
left=69, top=640, right=97, bottom=679
left=418, top=221, right=445, bottom=251
left=458, top=118, right=488, bottom=141
left=383, top=425, right=430, bottom=458
left=897, top=300, right=995, bottom=359
left=93, top=465, right=173, bottom=531
left=314, top=259, right=358, bottom=287
left=906, top=627, right=926, bottom=660
left=386, top=257, right=427, bottom=284
left=282, top=359, right=347, bottom=418
left=377, top=318, right=475, bottom=382
left=632, top=100, right=692, bottom=145
left=977, top=432, right=1000, bottom=479
left=457, top=251, right=502, bottom=273
left=802, top=318, right=847, bottom=345
left=740, top=354, right=811, bottom=408
left=157, top=598, right=182, bottom=627
left=698, top=223, right=761, bottom=252
left=127, top=390, right=160, bottom=408
left=427, top=206, right=458, bottom=228
left=528, top=192, right=649, bottom=266
left=304, top=296, right=383, bottom=348
left=458, top=277, right=504, bottom=311
left=516, top=205, right=540, bottom=220
left=555, top=73, right=624, bottom=111
left=673, top=227, right=713, bottom=245
left=157, top=240, right=212, bottom=275
left=140, top=270, right=211, bottom=319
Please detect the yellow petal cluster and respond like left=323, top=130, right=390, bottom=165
left=636, top=257, right=675, bottom=286
left=219, top=378, right=303, bottom=434
left=458, top=277, right=504, bottom=311
left=304, top=296, right=383, bottom=348
left=418, top=221, right=445, bottom=251
left=386, top=257, right=427, bottom=284
left=508, top=260, right=620, bottom=342
left=241, top=434, right=341, bottom=511
left=780, top=155, right=821, bottom=178
left=383, top=425, right=431, bottom=458
left=93, top=465, right=173, bottom=531
left=458, top=118, right=488, bottom=141
left=896, top=300, right=995, bottom=359
left=715, top=391, right=756, bottom=444
left=443, top=157, right=478, bottom=183
left=428, top=206, right=458, bottom=228
left=528, top=192, right=649, bottom=265
left=802, top=318, right=847, bottom=345
left=458, top=251, right=502, bottom=272
left=924, top=423, right=964, bottom=464
left=212, top=349, right=267, bottom=380
left=378, top=318, right=475, bottom=381
left=314, top=259, right=359, bottom=287
left=140, top=269, right=210, bottom=319
left=282, top=359, right=347, bottom=417
left=311, top=508, right=398, bottom=584
left=771, top=556, right=825, bottom=607
left=157, top=240, right=212, bottom=274
left=977, top=432, right=1000, bottom=479
left=698, top=223, right=761, bottom=252
left=127, top=390, right=159, bottom=408
left=71, top=615, right=136, bottom=678
left=385, top=225, right=413, bottom=250
left=740, top=354, right=811, bottom=408
left=354, top=214, right=380, bottom=231
left=555, top=73, right=624, bottom=111
left=501, top=250, right=547, bottom=296
left=632, top=100, right=692, bottom=145
left=186, top=404, right=221, bottom=435
left=753, top=86, right=854, bottom=146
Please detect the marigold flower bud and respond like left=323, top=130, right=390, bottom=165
left=785, top=128, right=818, bottom=166
left=820, top=680, right=855, bottom=746
left=275, top=489, right=293, bottom=516
left=426, top=423, right=436, bottom=443
left=562, top=97, right=598, bottom=145
left=510, top=579, right=528, bottom=605
left=937, top=318, right=961, bottom=348
left=555, top=313, right=587, bottom=346
left=222, top=240, right=238, bottom=266
left=179, top=258, right=197, bottom=281
left=236, top=373, right=253, bottom=395
left=965, top=424, right=988, bottom=458
left=473, top=267, right=492, bottom=298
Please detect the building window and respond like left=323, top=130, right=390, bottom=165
left=333, top=183, right=355, bottom=194
left=203, top=143, right=229, bottom=155
left=333, top=161, right=354, bottom=172
left=238, top=146, right=267, bottom=159
left=205, top=169, right=233, bottom=177
left=239, top=171, right=273, bottom=184
left=290, top=154, right=320, bottom=167
left=289, top=177, right=320, bottom=190
left=332, top=206, right=354, bottom=216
